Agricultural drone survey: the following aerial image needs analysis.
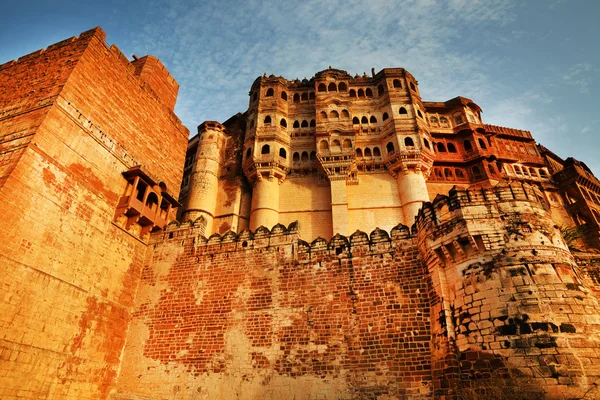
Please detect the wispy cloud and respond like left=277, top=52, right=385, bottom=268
left=562, top=63, right=594, bottom=94
left=118, top=0, right=517, bottom=130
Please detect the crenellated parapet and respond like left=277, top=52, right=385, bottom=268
left=153, top=219, right=415, bottom=258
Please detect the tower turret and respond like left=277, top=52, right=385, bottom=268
left=416, top=182, right=600, bottom=398
left=181, top=121, right=229, bottom=233
left=382, top=69, right=434, bottom=225
left=243, top=76, right=291, bottom=230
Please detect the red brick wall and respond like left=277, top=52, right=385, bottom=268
left=113, top=223, right=433, bottom=399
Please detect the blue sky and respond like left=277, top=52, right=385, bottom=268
left=1, top=0, right=599, bottom=173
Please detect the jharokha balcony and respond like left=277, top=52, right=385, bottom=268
left=114, top=166, right=180, bottom=239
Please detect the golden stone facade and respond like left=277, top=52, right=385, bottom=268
left=2, top=28, right=600, bottom=400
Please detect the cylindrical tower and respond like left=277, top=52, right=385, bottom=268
left=249, top=177, right=280, bottom=230
left=181, top=122, right=228, bottom=233
left=397, top=169, right=429, bottom=224
left=243, top=76, right=291, bottom=230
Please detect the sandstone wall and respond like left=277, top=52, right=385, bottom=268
left=0, top=28, right=188, bottom=399
left=113, top=223, right=433, bottom=400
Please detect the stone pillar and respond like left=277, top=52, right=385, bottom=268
left=397, top=169, right=429, bottom=226
left=249, top=178, right=280, bottom=230
left=330, top=179, right=349, bottom=236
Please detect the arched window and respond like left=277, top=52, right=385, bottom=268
left=309, top=92, right=315, bottom=100
left=435, top=168, right=443, bottom=178
left=329, top=110, right=339, bottom=118
left=318, top=83, right=327, bottom=92
left=444, top=168, right=453, bottom=179
left=266, top=88, right=274, bottom=97
left=430, top=117, right=438, bottom=125
left=424, top=139, right=430, bottom=149
left=447, top=143, right=457, bottom=153
left=310, top=119, right=316, bottom=127
left=361, top=116, right=368, bottom=124
left=301, top=120, right=308, bottom=128
left=245, top=148, right=251, bottom=159
left=310, top=151, right=316, bottom=160
left=319, top=140, right=329, bottom=150
left=393, top=79, right=401, bottom=88
left=366, top=88, right=373, bottom=97
left=514, top=165, right=522, bottom=175
left=341, top=109, right=350, bottom=118
left=328, top=82, right=337, bottom=92
left=472, top=166, right=482, bottom=179
left=301, top=92, right=308, bottom=101
left=463, top=140, right=473, bottom=152
left=410, top=82, right=416, bottom=91
left=301, top=151, right=309, bottom=161
left=440, top=117, right=448, bottom=126
left=353, top=117, right=360, bottom=124
left=338, top=82, right=347, bottom=91
left=261, top=144, right=270, bottom=154
left=404, top=137, right=415, bottom=147
left=331, top=140, right=341, bottom=152
left=280, top=118, right=287, bottom=127
left=358, top=89, right=365, bottom=97
left=417, top=110, right=423, bottom=118
left=264, top=115, right=271, bottom=125
left=382, top=112, right=389, bottom=121
left=343, top=139, right=352, bottom=149
left=539, top=169, right=548, bottom=178
left=373, top=147, right=381, bottom=157
left=279, top=148, right=287, bottom=158
left=455, top=169, right=465, bottom=179
left=399, top=107, right=408, bottom=115
left=320, top=111, right=328, bottom=119
left=370, top=115, right=377, bottom=123
left=281, top=91, right=287, bottom=100
left=356, top=148, right=363, bottom=157
left=437, top=143, right=447, bottom=152
left=293, top=93, right=300, bottom=103
left=378, top=85, right=384, bottom=96
left=146, top=192, right=159, bottom=210
left=349, top=89, right=356, bottom=97
left=364, top=148, right=372, bottom=157
left=386, top=142, right=395, bottom=154
left=293, top=121, right=300, bottom=128
left=293, top=152, right=300, bottom=162
left=454, top=113, right=464, bottom=125
left=478, top=138, right=487, bottom=149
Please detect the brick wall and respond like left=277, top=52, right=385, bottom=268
left=112, top=222, right=433, bottom=399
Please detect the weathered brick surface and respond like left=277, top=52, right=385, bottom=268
left=417, top=183, right=600, bottom=399
left=0, top=28, right=188, bottom=399
left=113, top=223, right=433, bottom=399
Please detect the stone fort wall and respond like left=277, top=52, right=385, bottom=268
left=0, top=28, right=188, bottom=399
left=112, top=222, right=434, bottom=400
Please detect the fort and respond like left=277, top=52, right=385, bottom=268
left=1, top=27, right=600, bottom=399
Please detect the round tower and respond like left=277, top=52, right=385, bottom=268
left=181, top=121, right=228, bottom=234
left=243, top=76, right=291, bottom=230
left=383, top=69, right=434, bottom=226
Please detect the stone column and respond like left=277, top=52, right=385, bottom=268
left=397, top=169, right=429, bottom=226
left=249, top=177, right=280, bottom=230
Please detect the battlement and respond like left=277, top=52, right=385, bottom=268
left=416, top=180, right=548, bottom=230
left=153, top=219, right=415, bottom=257
left=198, top=120, right=229, bottom=135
